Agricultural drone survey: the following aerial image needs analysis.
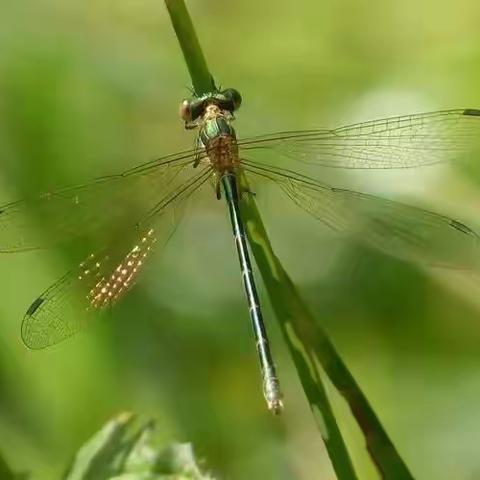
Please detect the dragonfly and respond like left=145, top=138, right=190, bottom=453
left=2, top=87, right=480, bottom=414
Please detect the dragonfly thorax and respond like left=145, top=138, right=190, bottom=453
left=180, top=89, right=242, bottom=176
left=199, top=106, right=240, bottom=174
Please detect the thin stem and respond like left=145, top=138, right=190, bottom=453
left=239, top=173, right=413, bottom=479
left=164, top=0, right=216, bottom=95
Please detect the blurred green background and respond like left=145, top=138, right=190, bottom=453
left=1, top=0, right=480, bottom=478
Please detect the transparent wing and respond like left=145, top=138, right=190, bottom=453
left=238, top=109, right=480, bottom=169
left=21, top=166, right=212, bottom=349
left=244, top=160, right=480, bottom=269
left=0, top=148, right=207, bottom=252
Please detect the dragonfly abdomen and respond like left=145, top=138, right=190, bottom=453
left=205, top=133, right=240, bottom=173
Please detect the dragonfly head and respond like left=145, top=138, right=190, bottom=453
left=179, top=88, right=242, bottom=127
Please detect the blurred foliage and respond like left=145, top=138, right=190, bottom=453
left=63, top=412, right=213, bottom=480
left=0, top=451, right=27, bottom=480
left=1, top=0, right=480, bottom=479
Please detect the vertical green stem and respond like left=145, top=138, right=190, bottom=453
left=164, top=0, right=216, bottom=95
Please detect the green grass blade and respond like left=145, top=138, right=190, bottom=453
left=240, top=182, right=414, bottom=479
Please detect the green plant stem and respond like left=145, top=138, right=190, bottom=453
left=240, top=179, right=414, bottom=479
left=164, top=0, right=215, bottom=95
left=164, top=1, right=413, bottom=478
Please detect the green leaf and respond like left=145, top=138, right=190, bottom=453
left=63, top=411, right=136, bottom=480
left=64, top=413, right=213, bottom=480
left=153, top=444, right=209, bottom=478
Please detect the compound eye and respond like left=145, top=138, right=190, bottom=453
left=179, top=100, right=192, bottom=122
left=222, top=88, right=242, bottom=111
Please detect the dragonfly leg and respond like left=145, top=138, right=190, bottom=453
left=232, top=172, right=255, bottom=199
left=184, top=121, right=198, bottom=130
left=193, top=149, right=201, bottom=168
left=193, top=138, right=205, bottom=168
left=240, top=186, right=256, bottom=198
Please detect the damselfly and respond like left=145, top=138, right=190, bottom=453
left=3, top=87, right=480, bottom=413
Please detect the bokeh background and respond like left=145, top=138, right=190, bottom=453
left=1, top=0, right=480, bottom=478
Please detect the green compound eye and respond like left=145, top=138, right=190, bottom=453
left=221, top=88, right=242, bottom=111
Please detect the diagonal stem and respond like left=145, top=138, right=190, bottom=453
left=164, top=1, right=413, bottom=478
left=239, top=180, right=413, bottom=478
left=164, top=0, right=215, bottom=95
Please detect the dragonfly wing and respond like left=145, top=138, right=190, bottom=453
left=21, top=167, right=211, bottom=349
left=238, top=109, right=480, bottom=169
left=0, top=149, right=204, bottom=252
left=245, top=161, right=480, bottom=269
